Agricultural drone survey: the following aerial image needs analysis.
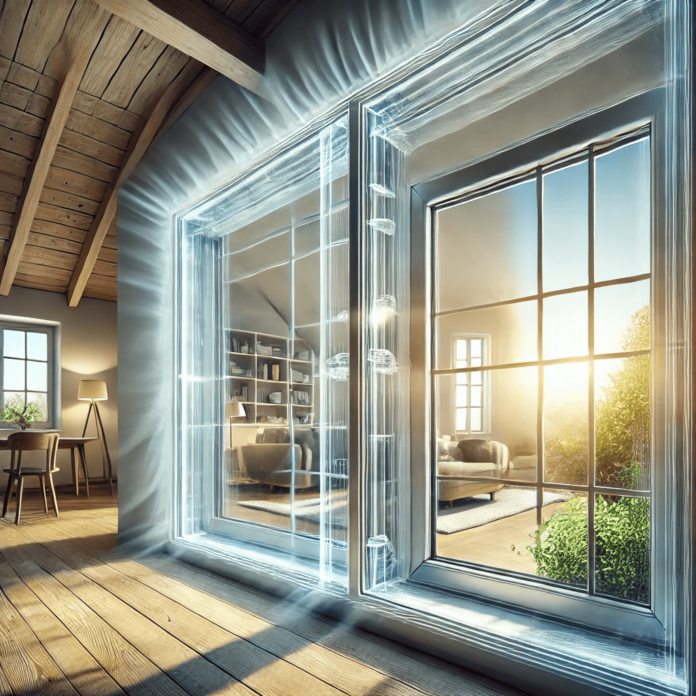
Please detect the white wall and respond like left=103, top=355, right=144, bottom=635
left=0, top=286, right=117, bottom=488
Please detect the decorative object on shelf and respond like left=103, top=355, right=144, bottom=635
left=327, top=352, right=349, bottom=381
left=272, top=363, right=280, bottom=381
left=77, top=379, right=113, bottom=496
left=294, top=390, right=309, bottom=405
left=263, top=363, right=269, bottom=380
left=241, top=341, right=249, bottom=354
left=269, top=392, right=282, bottom=404
left=257, top=343, right=272, bottom=356
left=242, top=385, right=248, bottom=401
left=272, top=346, right=282, bottom=356
left=231, top=336, right=240, bottom=352
left=296, top=350, right=310, bottom=360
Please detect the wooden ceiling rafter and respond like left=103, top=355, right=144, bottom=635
left=0, top=0, right=302, bottom=305
left=67, top=59, right=206, bottom=306
left=0, top=0, right=108, bottom=295
left=94, top=0, right=266, bottom=96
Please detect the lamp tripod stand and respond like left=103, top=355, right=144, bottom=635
left=78, top=380, right=113, bottom=497
left=82, top=400, right=113, bottom=496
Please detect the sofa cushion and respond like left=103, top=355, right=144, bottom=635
left=457, top=438, right=509, bottom=468
left=438, top=438, right=464, bottom=461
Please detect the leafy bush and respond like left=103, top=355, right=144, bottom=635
left=0, top=395, right=46, bottom=425
left=528, top=462, right=649, bottom=603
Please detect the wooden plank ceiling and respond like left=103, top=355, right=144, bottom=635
left=0, top=0, right=300, bottom=305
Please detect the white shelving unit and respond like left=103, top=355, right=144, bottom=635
left=225, top=329, right=314, bottom=426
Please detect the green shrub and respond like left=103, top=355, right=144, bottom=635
left=527, top=462, right=650, bottom=603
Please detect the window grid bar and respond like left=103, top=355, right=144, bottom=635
left=433, top=272, right=651, bottom=319
left=432, top=349, right=650, bottom=375
left=536, top=166, right=544, bottom=528
left=434, top=476, right=649, bottom=497
left=588, top=142, right=597, bottom=596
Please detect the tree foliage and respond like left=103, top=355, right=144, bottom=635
left=0, top=395, right=46, bottom=424
left=595, top=305, right=650, bottom=487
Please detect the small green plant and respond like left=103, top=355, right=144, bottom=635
left=528, top=461, right=649, bottom=604
left=0, top=395, right=46, bottom=426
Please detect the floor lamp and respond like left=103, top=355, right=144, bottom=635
left=78, top=380, right=113, bottom=496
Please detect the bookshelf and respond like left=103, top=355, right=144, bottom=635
left=225, top=329, right=314, bottom=426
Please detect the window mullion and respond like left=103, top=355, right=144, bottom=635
left=536, top=166, right=544, bottom=528
left=588, top=143, right=597, bottom=596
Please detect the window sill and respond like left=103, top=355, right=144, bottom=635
left=366, top=576, right=685, bottom=696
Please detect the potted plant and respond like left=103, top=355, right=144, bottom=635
left=0, top=396, right=46, bottom=429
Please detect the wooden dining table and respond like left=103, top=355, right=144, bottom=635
left=0, top=432, right=97, bottom=497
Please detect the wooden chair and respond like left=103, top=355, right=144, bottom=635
left=2, top=432, right=60, bottom=525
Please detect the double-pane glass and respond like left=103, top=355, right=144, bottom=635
left=179, top=115, right=349, bottom=587
left=430, top=131, right=651, bottom=605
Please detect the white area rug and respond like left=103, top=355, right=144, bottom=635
left=239, top=488, right=570, bottom=534
left=436, top=488, right=570, bottom=534
left=239, top=495, right=347, bottom=525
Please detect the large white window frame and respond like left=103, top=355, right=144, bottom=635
left=172, top=4, right=692, bottom=693
left=0, top=319, right=59, bottom=429
left=408, top=92, right=665, bottom=639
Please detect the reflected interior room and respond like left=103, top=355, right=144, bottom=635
left=0, top=1, right=693, bottom=696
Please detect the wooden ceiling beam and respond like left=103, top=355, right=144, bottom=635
left=66, top=60, right=203, bottom=307
left=95, top=0, right=266, bottom=96
left=0, top=1, right=109, bottom=296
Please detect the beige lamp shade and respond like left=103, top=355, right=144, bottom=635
left=78, top=380, right=108, bottom=401
left=225, top=401, right=246, bottom=420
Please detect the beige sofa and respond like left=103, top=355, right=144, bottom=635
left=438, top=439, right=510, bottom=506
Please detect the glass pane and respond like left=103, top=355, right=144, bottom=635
left=26, top=392, right=47, bottom=420
left=529, top=491, right=588, bottom=589
left=543, top=291, right=588, bottom=360
left=594, top=280, right=650, bottom=355
left=455, top=385, right=467, bottom=407
left=470, top=408, right=482, bottom=432
left=2, top=392, right=24, bottom=410
left=4, top=330, right=24, bottom=359
left=595, top=138, right=651, bottom=283
left=456, top=409, right=467, bottom=432
left=595, top=493, right=650, bottom=604
left=4, top=358, right=24, bottom=390
left=434, top=301, right=537, bottom=369
left=456, top=340, right=467, bottom=360
left=436, top=485, right=579, bottom=582
left=470, top=369, right=482, bottom=386
left=544, top=362, right=589, bottom=485
left=435, top=367, right=536, bottom=475
left=26, top=332, right=47, bottom=361
left=26, top=361, right=47, bottom=392
left=435, top=180, right=537, bottom=311
left=543, top=160, right=588, bottom=292
left=595, top=356, right=650, bottom=490
left=470, top=386, right=482, bottom=407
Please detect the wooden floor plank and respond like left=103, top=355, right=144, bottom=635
left=5, top=525, right=255, bottom=696
left=0, top=528, right=190, bottom=696
left=0, top=575, right=78, bottom=696
left=25, top=522, right=426, bottom=696
left=0, top=490, right=522, bottom=696
left=0, top=559, right=125, bottom=696
left=41, top=518, right=520, bottom=696
left=22, top=523, right=347, bottom=696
